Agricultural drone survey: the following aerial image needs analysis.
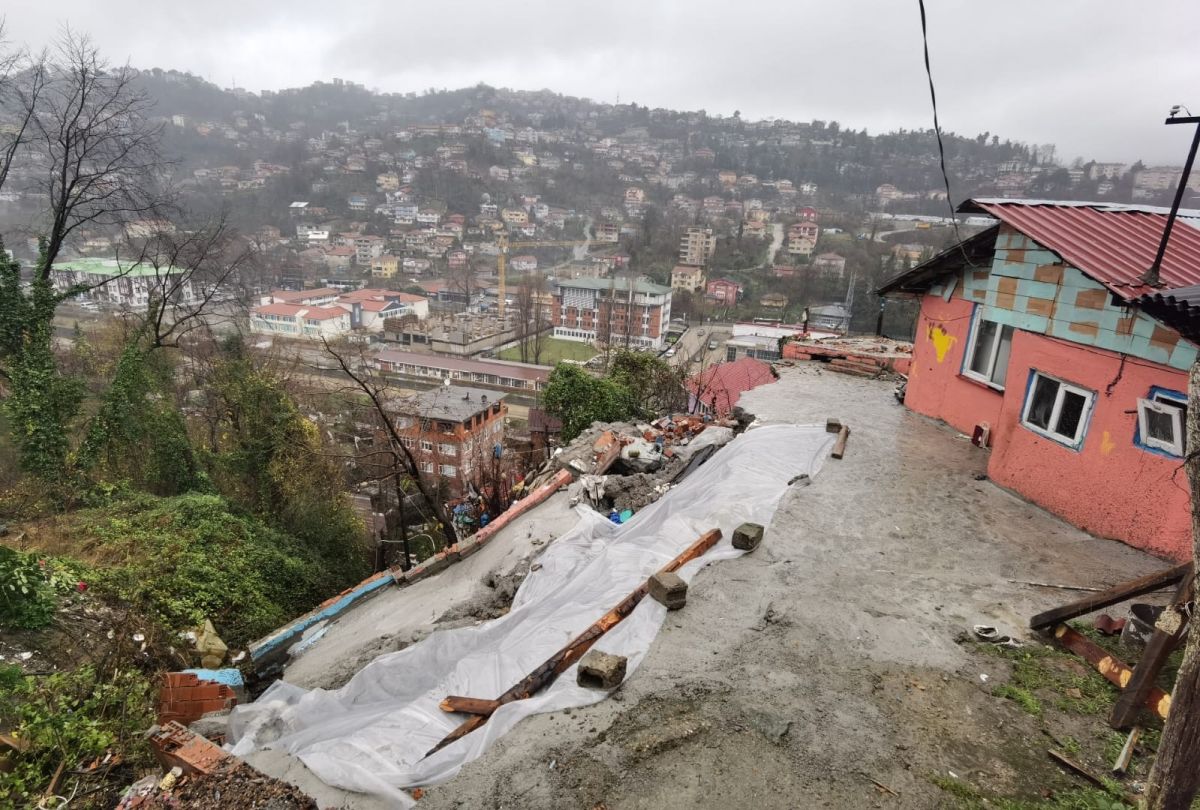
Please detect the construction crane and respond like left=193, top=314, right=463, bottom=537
left=496, top=232, right=593, bottom=318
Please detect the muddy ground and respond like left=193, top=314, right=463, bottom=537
left=410, top=364, right=1169, bottom=809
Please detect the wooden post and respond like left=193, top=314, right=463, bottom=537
left=1028, top=563, right=1191, bottom=632
left=425, top=527, right=724, bottom=757
left=1142, top=359, right=1200, bottom=810
left=1052, top=625, right=1171, bottom=720
left=831, top=425, right=850, bottom=459
left=1109, top=575, right=1193, bottom=729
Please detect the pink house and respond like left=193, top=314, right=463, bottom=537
left=706, top=278, right=743, bottom=304
left=879, top=198, right=1200, bottom=561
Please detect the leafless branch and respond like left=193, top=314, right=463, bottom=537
left=320, top=336, right=459, bottom=547
left=17, top=29, right=172, bottom=276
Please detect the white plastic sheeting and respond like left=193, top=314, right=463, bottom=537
left=228, top=424, right=834, bottom=806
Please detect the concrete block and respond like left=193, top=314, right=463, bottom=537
left=648, top=571, right=688, bottom=610
left=577, top=649, right=628, bottom=689
left=732, top=522, right=764, bottom=552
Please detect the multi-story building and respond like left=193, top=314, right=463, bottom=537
left=551, top=277, right=672, bottom=350
left=679, top=227, right=716, bottom=266
left=248, top=302, right=353, bottom=339
left=51, top=258, right=197, bottom=309
left=353, top=235, right=385, bottom=265
left=671, top=264, right=705, bottom=292
left=386, top=386, right=508, bottom=497
left=371, top=254, right=399, bottom=278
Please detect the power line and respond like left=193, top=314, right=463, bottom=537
left=917, top=0, right=972, bottom=264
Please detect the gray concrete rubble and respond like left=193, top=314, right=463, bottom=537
left=577, top=650, right=628, bottom=690
left=647, top=571, right=688, bottom=610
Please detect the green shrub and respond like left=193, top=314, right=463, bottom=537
left=0, top=664, right=154, bottom=806
left=0, top=547, right=82, bottom=631
left=75, top=493, right=344, bottom=647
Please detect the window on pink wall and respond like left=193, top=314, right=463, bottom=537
left=1021, top=371, right=1095, bottom=448
left=1137, top=390, right=1187, bottom=457
left=964, top=310, right=1014, bottom=389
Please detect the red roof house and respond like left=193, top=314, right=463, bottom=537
left=686, top=357, right=778, bottom=417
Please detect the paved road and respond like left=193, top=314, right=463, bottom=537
left=667, top=323, right=731, bottom=371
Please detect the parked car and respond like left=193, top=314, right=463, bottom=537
left=708, top=340, right=718, bottom=350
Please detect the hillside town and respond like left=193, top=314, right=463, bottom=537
left=2, top=6, right=1200, bottom=810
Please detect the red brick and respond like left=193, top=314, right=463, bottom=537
left=165, top=672, right=199, bottom=688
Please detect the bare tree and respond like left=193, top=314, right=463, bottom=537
left=514, top=273, right=534, bottom=364
left=0, top=24, right=45, bottom=195
left=321, top=337, right=459, bottom=549
left=129, top=213, right=256, bottom=349
left=22, top=31, right=168, bottom=275
left=530, top=273, right=550, bottom=366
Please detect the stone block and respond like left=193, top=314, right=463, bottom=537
left=577, top=649, right=627, bottom=690
left=648, top=571, right=688, bottom=610
left=732, top=522, right=764, bottom=552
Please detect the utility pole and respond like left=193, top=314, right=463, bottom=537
left=1141, top=111, right=1200, bottom=287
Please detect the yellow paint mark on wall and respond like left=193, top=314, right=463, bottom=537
left=927, top=325, right=957, bottom=363
left=1100, top=431, right=1115, bottom=456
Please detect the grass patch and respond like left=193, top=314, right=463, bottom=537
left=497, top=337, right=598, bottom=364
left=982, top=642, right=1119, bottom=718
left=928, top=773, right=1131, bottom=809
left=993, top=683, right=1043, bottom=717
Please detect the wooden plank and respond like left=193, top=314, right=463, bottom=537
left=1048, top=749, right=1107, bottom=790
left=831, top=425, right=851, bottom=459
left=439, top=696, right=501, bottom=716
left=424, top=528, right=724, bottom=757
left=1053, top=625, right=1171, bottom=721
left=1029, top=563, right=1191, bottom=631
left=1109, top=575, right=1194, bottom=729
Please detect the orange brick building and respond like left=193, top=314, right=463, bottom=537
left=387, top=386, right=508, bottom=497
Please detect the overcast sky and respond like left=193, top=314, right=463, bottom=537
left=5, top=1, right=1199, bottom=164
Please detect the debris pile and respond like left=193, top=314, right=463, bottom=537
left=781, top=335, right=913, bottom=378
left=117, top=722, right=316, bottom=809
left=530, top=413, right=744, bottom=521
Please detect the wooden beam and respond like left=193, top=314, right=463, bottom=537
left=831, top=425, right=850, bottom=459
left=1109, top=574, right=1194, bottom=729
left=1053, top=625, right=1171, bottom=721
left=424, top=527, right=724, bottom=758
left=1029, top=563, right=1192, bottom=631
left=439, top=696, right=501, bottom=716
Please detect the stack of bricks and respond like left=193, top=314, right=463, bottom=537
left=148, top=721, right=238, bottom=776
left=158, top=672, right=237, bottom=726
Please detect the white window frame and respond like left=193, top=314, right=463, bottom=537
left=440, top=464, right=457, bottom=477
left=963, top=310, right=1014, bottom=390
left=438, top=442, right=457, bottom=457
left=420, top=439, right=433, bottom=452
left=1137, top=392, right=1186, bottom=456
left=1021, top=371, right=1095, bottom=448
left=419, top=461, right=434, bottom=473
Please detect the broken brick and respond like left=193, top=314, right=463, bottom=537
left=732, top=522, right=764, bottom=551
left=577, top=650, right=627, bottom=689
left=647, top=571, right=688, bottom=610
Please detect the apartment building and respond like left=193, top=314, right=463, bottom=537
left=387, top=386, right=508, bottom=497
left=51, top=258, right=197, bottom=309
left=552, top=277, right=672, bottom=350
left=679, top=227, right=716, bottom=266
left=671, top=264, right=705, bottom=292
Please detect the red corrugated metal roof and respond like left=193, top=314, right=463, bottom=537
left=687, top=357, right=778, bottom=417
left=971, top=200, right=1200, bottom=300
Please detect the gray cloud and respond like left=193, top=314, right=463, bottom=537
left=6, top=0, right=1198, bottom=163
